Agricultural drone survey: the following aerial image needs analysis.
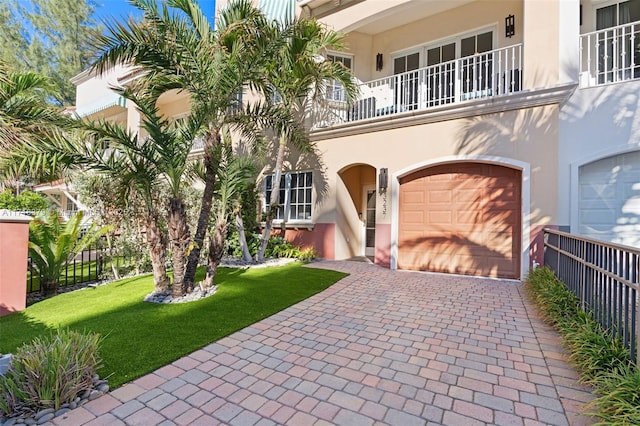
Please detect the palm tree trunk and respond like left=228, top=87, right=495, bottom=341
left=106, top=232, right=120, bottom=280
left=257, top=135, right=286, bottom=261
left=184, top=129, right=220, bottom=291
left=41, top=279, right=58, bottom=296
left=235, top=210, right=253, bottom=262
left=202, top=219, right=227, bottom=289
left=168, top=197, right=190, bottom=297
left=144, top=210, right=170, bottom=292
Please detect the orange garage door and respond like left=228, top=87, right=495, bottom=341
left=398, top=163, right=521, bottom=279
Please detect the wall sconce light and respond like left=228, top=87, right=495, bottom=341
left=505, top=14, right=515, bottom=38
left=378, top=168, right=388, bottom=192
left=376, top=53, right=383, bottom=71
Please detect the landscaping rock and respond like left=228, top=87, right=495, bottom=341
left=1, top=375, right=107, bottom=426
left=54, top=408, right=70, bottom=417
left=33, top=409, right=53, bottom=421
left=35, top=414, right=53, bottom=425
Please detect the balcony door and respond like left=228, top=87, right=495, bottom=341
left=425, top=42, right=456, bottom=106
left=460, top=31, right=493, bottom=99
left=596, top=0, right=640, bottom=83
left=392, top=29, right=494, bottom=111
left=393, top=52, right=420, bottom=112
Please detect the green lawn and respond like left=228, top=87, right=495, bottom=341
left=2, top=263, right=347, bottom=387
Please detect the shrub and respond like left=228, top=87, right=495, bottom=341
left=225, top=232, right=316, bottom=262
left=0, top=190, right=49, bottom=211
left=590, top=365, right=640, bottom=425
left=525, top=267, right=637, bottom=423
left=0, top=330, right=102, bottom=417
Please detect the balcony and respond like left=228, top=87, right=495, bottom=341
left=580, top=20, right=640, bottom=88
left=75, top=92, right=127, bottom=118
left=313, top=44, right=522, bottom=129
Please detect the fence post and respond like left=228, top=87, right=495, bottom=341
left=0, top=210, right=33, bottom=316
left=637, top=259, right=640, bottom=366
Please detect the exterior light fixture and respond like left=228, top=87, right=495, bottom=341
left=505, top=14, right=515, bottom=38
left=376, top=53, right=383, bottom=71
left=378, top=168, right=388, bottom=192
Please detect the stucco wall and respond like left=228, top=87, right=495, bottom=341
left=558, top=80, right=640, bottom=232
left=309, top=104, right=560, bottom=273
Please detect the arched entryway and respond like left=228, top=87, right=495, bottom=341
left=336, top=164, right=377, bottom=260
left=397, top=162, right=522, bottom=279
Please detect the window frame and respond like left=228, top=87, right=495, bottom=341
left=325, top=52, right=354, bottom=103
left=264, top=170, right=314, bottom=224
left=594, top=0, right=640, bottom=29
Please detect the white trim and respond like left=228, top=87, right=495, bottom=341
left=263, top=170, right=314, bottom=224
left=362, top=184, right=376, bottom=257
left=569, top=145, right=640, bottom=237
left=390, top=155, right=530, bottom=280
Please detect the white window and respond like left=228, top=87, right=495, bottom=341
left=326, top=54, right=353, bottom=102
left=264, top=171, right=313, bottom=222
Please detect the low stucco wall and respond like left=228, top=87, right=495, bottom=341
left=0, top=211, right=32, bottom=316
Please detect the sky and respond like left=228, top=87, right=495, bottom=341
left=92, top=0, right=217, bottom=24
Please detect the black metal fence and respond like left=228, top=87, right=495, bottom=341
left=544, top=228, right=639, bottom=364
left=27, top=241, right=139, bottom=293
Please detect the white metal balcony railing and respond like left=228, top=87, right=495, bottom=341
left=580, top=20, right=640, bottom=88
left=315, top=44, right=523, bottom=128
left=192, top=136, right=205, bottom=152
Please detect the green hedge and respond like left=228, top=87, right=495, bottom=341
left=526, top=267, right=639, bottom=424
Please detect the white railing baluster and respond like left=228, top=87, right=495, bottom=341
left=580, top=20, right=640, bottom=87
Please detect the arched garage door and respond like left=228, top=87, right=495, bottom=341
left=578, top=151, right=640, bottom=247
left=398, top=163, right=521, bottom=279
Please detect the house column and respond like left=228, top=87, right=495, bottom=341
left=0, top=210, right=32, bottom=316
left=523, top=0, right=580, bottom=88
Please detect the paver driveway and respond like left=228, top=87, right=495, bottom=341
left=52, top=261, right=594, bottom=426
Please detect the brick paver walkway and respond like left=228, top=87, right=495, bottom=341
left=50, top=261, right=594, bottom=425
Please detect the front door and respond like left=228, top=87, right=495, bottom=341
left=363, top=186, right=376, bottom=257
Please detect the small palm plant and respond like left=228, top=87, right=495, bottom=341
left=28, top=211, right=110, bottom=295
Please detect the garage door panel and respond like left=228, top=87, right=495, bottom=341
left=402, top=190, right=426, bottom=205
left=429, top=190, right=452, bottom=203
left=580, top=184, right=615, bottom=201
left=399, top=163, right=521, bottom=279
left=400, top=210, right=425, bottom=223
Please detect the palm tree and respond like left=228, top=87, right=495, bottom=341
left=0, top=62, right=61, bottom=188
left=123, top=84, right=204, bottom=297
left=255, top=18, right=358, bottom=261
left=200, top=130, right=256, bottom=289
left=90, top=0, right=306, bottom=291
left=6, top=119, right=173, bottom=293
left=0, top=62, right=57, bottom=151
left=28, top=210, right=110, bottom=295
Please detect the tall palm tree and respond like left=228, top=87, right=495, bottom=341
left=256, top=18, right=358, bottom=261
left=90, top=0, right=306, bottom=291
